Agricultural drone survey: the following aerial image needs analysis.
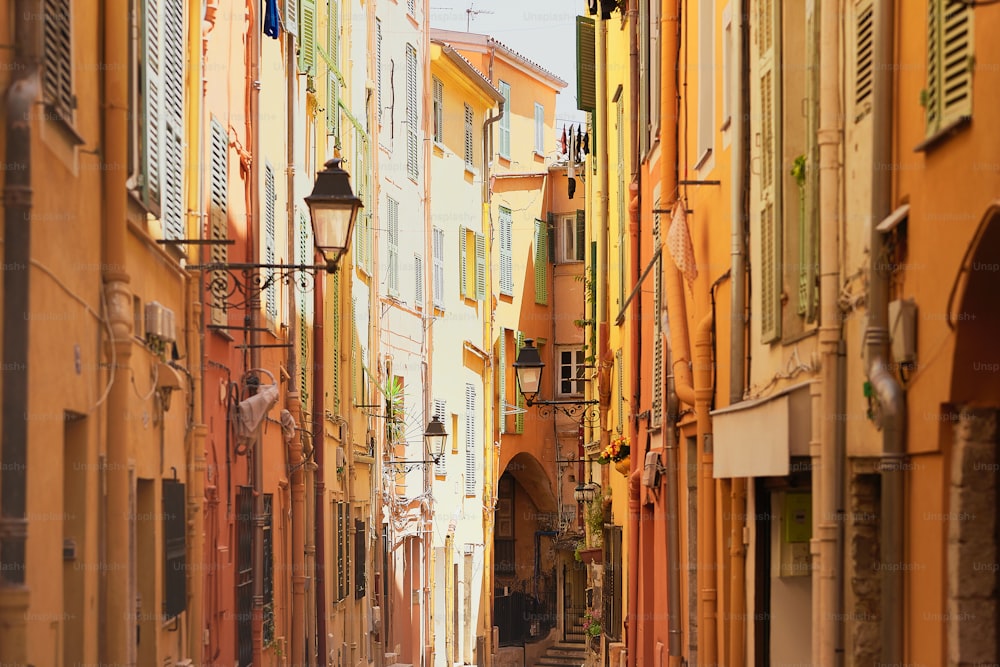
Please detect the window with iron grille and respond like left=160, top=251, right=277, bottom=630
left=558, top=212, right=586, bottom=263
left=355, top=519, right=367, bottom=599
left=262, top=494, right=274, bottom=645
left=236, top=487, right=254, bottom=666
left=42, top=0, right=74, bottom=124
left=162, top=479, right=186, bottom=619
left=602, top=524, right=622, bottom=641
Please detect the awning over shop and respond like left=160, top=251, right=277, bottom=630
left=710, top=381, right=813, bottom=478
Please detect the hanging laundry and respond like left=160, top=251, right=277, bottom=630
left=264, top=0, right=280, bottom=38
left=588, top=0, right=599, bottom=15
left=560, top=125, right=568, bottom=157
left=568, top=177, right=577, bottom=199
left=582, top=130, right=590, bottom=155
left=576, top=126, right=584, bottom=162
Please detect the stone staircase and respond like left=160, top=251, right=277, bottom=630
left=533, top=619, right=588, bottom=667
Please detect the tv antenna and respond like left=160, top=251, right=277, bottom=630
left=466, top=2, right=494, bottom=31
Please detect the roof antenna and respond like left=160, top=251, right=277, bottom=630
left=466, top=1, right=494, bottom=31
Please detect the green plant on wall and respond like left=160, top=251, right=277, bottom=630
left=585, top=496, right=604, bottom=548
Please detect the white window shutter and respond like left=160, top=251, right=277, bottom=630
left=162, top=0, right=185, bottom=241
left=433, top=227, right=445, bottom=309
left=142, top=0, right=162, bottom=210
left=464, top=384, right=476, bottom=496
left=759, top=0, right=781, bottom=343
left=498, top=332, right=506, bottom=435
left=414, top=254, right=424, bottom=307
left=434, top=400, right=447, bottom=476
left=285, top=0, right=298, bottom=36
left=499, top=81, right=511, bottom=158
left=387, top=197, right=399, bottom=297
left=406, top=44, right=419, bottom=180
left=458, top=226, right=468, bottom=298
left=475, top=233, right=486, bottom=301
left=499, top=208, right=513, bottom=295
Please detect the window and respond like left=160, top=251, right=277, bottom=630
left=534, top=103, right=545, bottom=154
left=854, top=0, right=874, bottom=120
left=433, top=227, right=445, bottom=309
left=433, top=399, right=447, bottom=476
left=236, top=487, right=254, bottom=666
left=758, top=0, right=781, bottom=343
left=209, top=118, right=229, bottom=325
left=696, top=0, right=715, bottom=165
left=558, top=348, right=586, bottom=396
left=406, top=44, right=419, bottom=180
left=534, top=219, right=548, bottom=304
left=458, top=227, right=485, bottom=301
left=499, top=207, right=513, bottom=295
left=387, top=196, right=399, bottom=297
left=464, top=103, right=474, bottom=167
left=299, top=0, right=317, bottom=73
left=925, top=0, right=972, bottom=137
left=465, top=383, right=477, bottom=496
left=576, top=16, right=596, bottom=113
left=135, top=0, right=184, bottom=240
left=414, top=254, right=424, bottom=308
left=264, top=162, right=278, bottom=321
left=433, top=76, right=444, bottom=143
left=335, top=502, right=347, bottom=601
left=162, top=479, right=186, bottom=619
left=355, top=520, right=366, bottom=599
left=498, top=81, right=511, bottom=158
left=376, top=19, right=383, bottom=123
left=42, top=0, right=73, bottom=124
left=262, top=494, right=274, bottom=645
left=558, top=211, right=586, bottom=263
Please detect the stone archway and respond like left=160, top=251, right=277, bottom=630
left=947, top=207, right=1000, bottom=666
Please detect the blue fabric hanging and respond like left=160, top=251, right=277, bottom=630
left=264, top=0, right=280, bottom=38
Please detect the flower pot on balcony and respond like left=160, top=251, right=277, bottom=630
left=578, top=547, right=603, bottom=565
left=614, top=456, right=631, bottom=475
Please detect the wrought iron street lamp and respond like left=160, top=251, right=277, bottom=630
left=386, top=416, right=450, bottom=473
left=512, top=338, right=599, bottom=423
left=306, top=158, right=363, bottom=271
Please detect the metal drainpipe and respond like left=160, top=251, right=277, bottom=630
left=596, top=10, right=611, bottom=436
left=0, top=1, right=39, bottom=662
left=101, top=0, right=135, bottom=660
left=869, top=0, right=905, bottom=662
left=626, top=184, right=642, bottom=667
left=663, top=341, right=682, bottom=667
left=817, top=0, right=845, bottom=664
left=727, top=2, right=750, bottom=664
left=694, top=313, right=717, bottom=666
left=313, top=262, right=327, bottom=666
left=249, top=0, right=265, bottom=660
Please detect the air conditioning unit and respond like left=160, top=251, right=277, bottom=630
left=145, top=301, right=177, bottom=344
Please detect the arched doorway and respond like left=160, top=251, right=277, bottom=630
left=947, top=207, right=1000, bottom=666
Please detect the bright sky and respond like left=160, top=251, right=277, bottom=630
left=429, top=0, right=588, bottom=129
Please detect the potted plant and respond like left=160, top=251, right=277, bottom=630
left=582, top=607, right=603, bottom=650
left=575, top=539, right=602, bottom=565
left=597, top=434, right=631, bottom=474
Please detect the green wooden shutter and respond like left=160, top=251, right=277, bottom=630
left=498, top=332, right=506, bottom=435
left=299, top=0, right=316, bottom=74
left=576, top=16, right=596, bottom=113
left=576, top=210, right=586, bottom=261
left=475, top=233, right=486, bottom=301
left=209, top=119, right=229, bottom=325
left=514, top=331, right=525, bottom=433
left=534, top=219, right=548, bottom=305
left=162, top=0, right=184, bottom=241
left=547, top=212, right=555, bottom=264
left=458, top=225, right=468, bottom=298
left=759, top=0, right=782, bottom=343
left=926, top=0, right=973, bottom=135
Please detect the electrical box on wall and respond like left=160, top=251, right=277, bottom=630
left=889, top=298, right=917, bottom=366
left=773, top=491, right=812, bottom=578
